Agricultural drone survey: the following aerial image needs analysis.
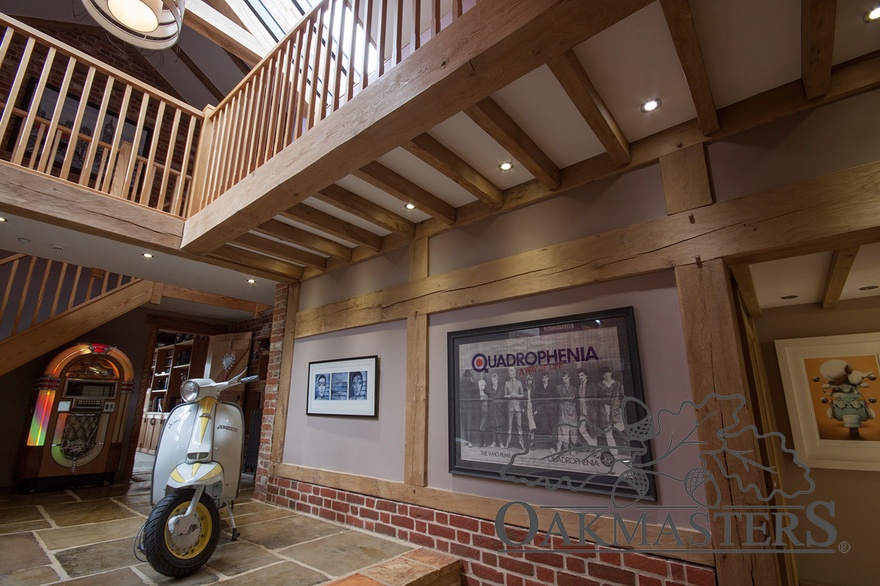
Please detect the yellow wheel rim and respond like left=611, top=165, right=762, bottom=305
left=164, top=500, right=213, bottom=560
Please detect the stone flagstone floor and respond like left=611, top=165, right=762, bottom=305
left=0, top=453, right=426, bottom=585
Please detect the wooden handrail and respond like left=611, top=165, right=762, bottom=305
left=0, top=14, right=204, bottom=217
left=191, top=0, right=473, bottom=213
left=0, top=251, right=138, bottom=340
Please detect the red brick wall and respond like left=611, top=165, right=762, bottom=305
left=254, top=284, right=717, bottom=586
left=261, top=476, right=716, bottom=586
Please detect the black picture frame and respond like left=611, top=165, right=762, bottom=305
left=306, top=356, right=379, bottom=417
left=447, top=307, right=656, bottom=500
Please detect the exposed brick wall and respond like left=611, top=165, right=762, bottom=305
left=255, top=283, right=289, bottom=496
left=260, top=476, right=716, bottom=586
left=252, top=283, right=717, bottom=585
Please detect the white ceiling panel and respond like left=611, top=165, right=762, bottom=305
left=376, top=148, right=477, bottom=207
left=842, top=242, right=880, bottom=300
left=335, top=176, right=433, bottom=223
left=833, top=0, right=880, bottom=65
left=751, top=252, right=833, bottom=309
left=490, top=65, right=606, bottom=168
left=572, top=2, right=696, bottom=142
left=690, top=0, right=801, bottom=108
left=425, top=113, right=533, bottom=190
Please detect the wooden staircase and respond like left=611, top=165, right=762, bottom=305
left=0, top=251, right=154, bottom=376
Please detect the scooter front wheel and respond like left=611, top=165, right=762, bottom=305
left=142, top=489, right=220, bottom=577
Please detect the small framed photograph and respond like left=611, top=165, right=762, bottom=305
left=776, top=332, right=880, bottom=470
left=306, top=356, right=378, bottom=417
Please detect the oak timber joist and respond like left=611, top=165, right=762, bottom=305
left=254, top=218, right=353, bottom=261
left=821, top=246, right=859, bottom=309
left=313, top=53, right=880, bottom=276
left=354, top=162, right=456, bottom=224
left=296, top=159, right=880, bottom=337
left=316, top=184, right=417, bottom=237
left=185, top=0, right=264, bottom=66
left=152, top=282, right=272, bottom=315
left=181, top=0, right=654, bottom=254
left=0, top=162, right=294, bottom=282
left=283, top=205, right=383, bottom=251
left=801, top=0, right=837, bottom=100
left=0, top=162, right=183, bottom=249
left=659, top=0, right=719, bottom=135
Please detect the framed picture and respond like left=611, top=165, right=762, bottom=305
left=776, top=332, right=880, bottom=470
left=447, top=307, right=656, bottom=499
left=306, top=356, right=378, bottom=417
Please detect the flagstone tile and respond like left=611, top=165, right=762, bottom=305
left=0, top=564, right=59, bottom=586
left=204, top=540, right=283, bottom=577
left=38, top=516, right=144, bottom=550
left=237, top=514, right=346, bottom=550
left=0, top=533, right=51, bottom=574
left=280, top=530, right=412, bottom=577
left=42, top=498, right=136, bottom=527
left=220, top=560, right=327, bottom=585
left=54, top=536, right=135, bottom=577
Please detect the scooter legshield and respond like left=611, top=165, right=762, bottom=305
left=152, top=403, right=198, bottom=505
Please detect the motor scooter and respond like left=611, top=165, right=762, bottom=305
left=137, top=371, right=257, bottom=577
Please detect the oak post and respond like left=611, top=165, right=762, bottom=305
left=675, top=259, right=780, bottom=586
left=405, top=238, right=429, bottom=486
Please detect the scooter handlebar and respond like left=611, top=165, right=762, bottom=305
left=239, top=375, right=259, bottom=384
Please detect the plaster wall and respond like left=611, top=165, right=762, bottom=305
left=756, top=297, right=880, bottom=586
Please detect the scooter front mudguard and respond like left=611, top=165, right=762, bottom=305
left=152, top=403, right=198, bottom=505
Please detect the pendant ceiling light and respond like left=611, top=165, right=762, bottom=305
left=81, top=0, right=185, bottom=49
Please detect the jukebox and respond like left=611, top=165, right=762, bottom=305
left=18, top=343, right=134, bottom=492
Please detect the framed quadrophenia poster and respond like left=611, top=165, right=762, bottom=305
left=447, top=307, right=656, bottom=499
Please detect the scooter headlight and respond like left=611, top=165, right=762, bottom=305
left=181, top=380, right=200, bottom=403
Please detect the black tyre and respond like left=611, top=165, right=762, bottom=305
left=142, top=489, right=220, bottom=577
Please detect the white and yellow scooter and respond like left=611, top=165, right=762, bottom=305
left=137, top=371, right=257, bottom=577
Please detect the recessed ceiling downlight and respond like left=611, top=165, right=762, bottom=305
left=640, top=98, right=661, bottom=112
left=865, top=6, right=880, bottom=22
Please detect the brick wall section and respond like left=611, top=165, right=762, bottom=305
left=254, top=283, right=289, bottom=496
left=252, top=283, right=717, bottom=585
left=260, top=476, right=716, bottom=586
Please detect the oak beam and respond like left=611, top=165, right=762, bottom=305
left=254, top=218, right=353, bottom=261
left=234, top=232, right=328, bottom=269
left=821, top=246, right=859, bottom=309
left=270, top=284, right=299, bottom=464
left=296, top=159, right=880, bottom=337
left=801, top=0, right=837, bottom=100
left=660, top=0, right=719, bottom=135
left=209, top=245, right=305, bottom=281
left=157, top=283, right=272, bottom=314
left=659, top=144, right=713, bottom=215
left=547, top=50, right=630, bottom=166
left=181, top=0, right=651, bottom=253
left=465, top=97, right=561, bottom=189
left=283, top=205, right=382, bottom=250
left=404, top=133, right=504, bottom=206
left=729, top=264, right=762, bottom=318
left=185, top=0, right=263, bottom=66
left=675, top=259, right=778, bottom=585
left=0, top=162, right=182, bottom=249
left=354, top=162, right=456, bottom=224
left=317, top=184, right=417, bottom=237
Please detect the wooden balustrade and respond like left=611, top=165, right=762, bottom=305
left=0, top=251, right=135, bottom=340
left=192, top=0, right=470, bottom=212
left=1, top=2, right=471, bottom=221
left=0, top=15, right=204, bottom=217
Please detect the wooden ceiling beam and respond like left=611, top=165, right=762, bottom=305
left=404, top=134, right=504, bottom=207
left=210, top=0, right=278, bottom=52
left=729, top=264, right=762, bottom=317
left=209, top=245, right=304, bottom=281
left=465, top=97, right=561, bottom=190
left=547, top=50, right=630, bottom=166
left=185, top=0, right=264, bottom=66
left=317, top=184, right=417, bottom=238
left=354, top=162, right=457, bottom=224
left=801, top=0, right=837, bottom=100
left=157, top=283, right=272, bottom=314
left=660, top=0, right=719, bottom=135
left=822, top=246, right=859, bottom=309
left=254, top=218, right=353, bottom=261
left=183, top=0, right=652, bottom=253
left=173, top=45, right=225, bottom=103
left=234, top=232, right=327, bottom=268
left=283, top=205, right=383, bottom=251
